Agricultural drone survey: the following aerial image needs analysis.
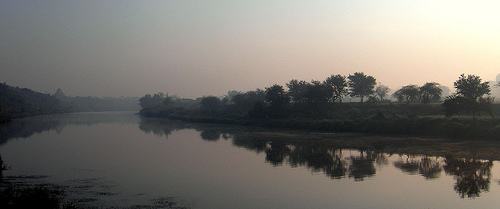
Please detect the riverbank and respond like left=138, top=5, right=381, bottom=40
left=141, top=113, right=500, bottom=140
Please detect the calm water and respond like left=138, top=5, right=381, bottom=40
left=1, top=112, right=500, bottom=208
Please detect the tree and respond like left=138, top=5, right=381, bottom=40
left=420, top=82, right=442, bottom=104
left=393, top=85, right=420, bottom=104
left=443, top=74, right=492, bottom=118
left=139, top=92, right=166, bottom=109
left=231, top=89, right=266, bottom=115
left=200, top=96, right=221, bottom=114
left=454, top=74, right=490, bottom=101
left=224, top=90, right=241, bottom=104
left=286, top=79, right=308, bottom=103
left=265, top=84, right=290, bottom=108
left=304, top=80, right=333, bottom=104
left=348, top=72, right=376, bottom=102
left=374, top=83, right=390, bottom=101
left=324, top=75, right=348, bottom=103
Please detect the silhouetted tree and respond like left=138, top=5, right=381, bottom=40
left=231, top=89, right=266, bottom=115
left=443, top=74, right=491, bottom=118
left=374, top=83, right=390, bottom=101
left=286, top=79, right=309, bottom=103
left=325, top=75, right=348, bottom=103
left=454, top=74, right=490, bottom=101
left=393, top=85, right=420, bottom=104
left=304, top=80, right=333, bottom=104
left=139, top=93, right=167, bottom=109
left=200, top=96, right=221, bottom=114
left=420, top=82, right=442, bottom=104
left=265, top=84, right=290, bottom=111
left=224, top=90, right=241, bottom=104
left=348, top=72, right=376, bottom=102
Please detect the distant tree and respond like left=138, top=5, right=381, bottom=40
left=224, top=90, right=241, bottom=103
left=348, top=72, right=376, bottom=102
left=231, top=89, right=266, bottom=115
left=443, top=74, right=492, bottom=118
left=324, top=75, right=348, bottom=103
left=304, top=80, right=333, bottom=104
left=286, top=79, right=308, bottom=103
left=420, top=82, right=443, bottom=104
left=454, top=74, right=490, bottom=101
left=374, top=83, right=390, bottom=101
left=265, top=84, right=290, bottom=108
left=393, top=85, right=420, bottom=104
left=139, top=92, right=166, bottom=109
left=200, top=96, right=221, bottom=114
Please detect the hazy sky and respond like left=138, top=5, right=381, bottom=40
left=1, top=1, right=499, bottom=98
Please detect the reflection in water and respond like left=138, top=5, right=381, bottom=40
left=348, top=150, right=376, bottom=181
left=393, top=155, right=443, bottom=179
left=0, top=114, right=496, bottom=200
left=137, top=118, right=496, bottom=198
left=444, top=157, right=492, bottom=198
left=0, top=112, right=139, bottom=146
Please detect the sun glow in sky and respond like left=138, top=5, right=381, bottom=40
left=1, top=1, right=498, bottom=98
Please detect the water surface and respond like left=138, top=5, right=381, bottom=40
left=1, top=112, right=499, bottom=208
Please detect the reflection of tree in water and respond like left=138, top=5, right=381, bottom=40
left=443, top=157, right=492, bottom=198
left=265, top=141, right=291, bottom=166
left=138, top=119, right=184, bottom=138
left=231, top=135, right=267, bottom=153
left=288, top=147, right=347, bottom=179
left=200, top=130, right=221, bottom=141
left=393, top=155, right=443, bottom=180
left=419, top=156, right=442, bottom=179
left=137, top=120, right=496, bottom=194
left=0, top=118, right=62, bottom=145
left=348, top=150, right=376, bottom=181
left=393, top=155, right=420, bottom=175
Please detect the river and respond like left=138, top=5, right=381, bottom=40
left=1, top=112, right=499, bottom=208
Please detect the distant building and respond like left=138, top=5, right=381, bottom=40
left=53, top=88, right=66, bottom=98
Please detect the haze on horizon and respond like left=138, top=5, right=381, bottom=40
left=1, top=1, right=499, bottom=99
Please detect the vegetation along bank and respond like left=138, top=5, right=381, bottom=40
left=139, top=73, right=500, bottom=140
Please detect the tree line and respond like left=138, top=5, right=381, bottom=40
left=139, top=73, right=495, bottom=120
